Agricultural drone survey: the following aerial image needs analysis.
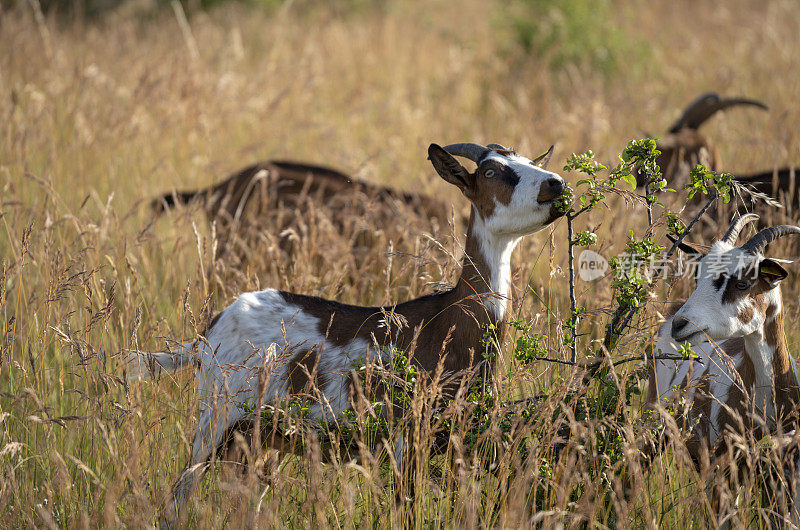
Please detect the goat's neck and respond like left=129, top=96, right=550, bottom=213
left=743, top=303, right=800, bottom=424
left=455, top=209, right=520, bottom=322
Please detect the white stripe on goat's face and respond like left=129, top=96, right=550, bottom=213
left=471, top=150, right=565, bottom=238
left=672, top=241, right=780, bottom=344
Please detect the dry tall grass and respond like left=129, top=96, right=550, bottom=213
left=2, top=0, right=800, bottom=527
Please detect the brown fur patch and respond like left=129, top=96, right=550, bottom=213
left=287, top=349, right=328, bottom=394
left=752, top=291, right=769, bottom=315
left=714, top=338, right=754, bottom=441
left=279, top=210, right=508, bottom=396
left=765, top=302, right=778, bottom=321
left=721, top=277, right=750, bottom=305
left=737, top=304, right=754, bottom=324
left=466, top=160, right=518, bottom=218
left=767, top=309, right=800, bottom=422
left=537, top=179, right=562, bottom=203
left=765, top=312, right=781, bottom=350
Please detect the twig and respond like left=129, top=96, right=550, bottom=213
left=566, top=212, right=579, bottom=364
left=533, top=352, right=702, bottom=369
left=611, top=354, right=705, bottom=367
left=644, top=176, right=654, bottom=226
left=662, top=192, right=717, bottom=263
left=532, top=356, right=577, bottom=366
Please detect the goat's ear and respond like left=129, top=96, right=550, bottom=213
left=428, top=144, right=472, bottom=191
left=758, top=258, right=788, bottom=287
left=532, top=145, right=555, bottom=169
left=666, top=234, right=706, bottom=257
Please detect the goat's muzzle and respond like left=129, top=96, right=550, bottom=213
left=671, top=316, right=690, bottom=339
left=538, top=177, right=566, bottom=203
left=670, top=316, right=704, bottom=343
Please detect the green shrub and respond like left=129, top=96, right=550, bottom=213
left=502, top=0, right=649, bottom=75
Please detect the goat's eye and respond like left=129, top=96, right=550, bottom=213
left=735, top=280, right=749, bottom=290
left=484, top=169, right=495, bottom=178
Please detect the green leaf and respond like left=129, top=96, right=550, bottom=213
left=621, top=172, right=637, bottom=190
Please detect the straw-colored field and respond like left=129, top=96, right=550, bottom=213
left=2, top=0, right=799, bottom=527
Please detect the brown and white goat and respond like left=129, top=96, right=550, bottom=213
left=648, top=214, right=800, bottom=522
left=127, top=142, right=565, bottom=522
left=636, top=93, right=768, bottom=189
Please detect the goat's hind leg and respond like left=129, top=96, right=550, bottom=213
left=161, top=405, right=246, bottom=528
left=217, top=417, right=300, bottom=483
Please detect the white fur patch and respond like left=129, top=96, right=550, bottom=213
left=186, top=288, right=384, bottom=463
left=470, top=213, right=518, bottom=320
left=652, top=318, right=743, bottom=445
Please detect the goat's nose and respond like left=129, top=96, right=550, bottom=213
left=671, top=316, right=690, bottom=338
left=547, top=177, right=564, bottom=194
left=538, top=177, right=565, bottom=202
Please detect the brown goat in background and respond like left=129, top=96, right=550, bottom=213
left=633, top=93, right=800, bottom=236
left=654, top=99, right=800, bottom=237
left=736, top=167, right=800, bottom=215
left=636, top=92, right=768, bottom=189
left=700, top=167, right=800, bottom=237
left=151, top=160, right=454, bottom=260
left=152, top=160, right=450, bottom=222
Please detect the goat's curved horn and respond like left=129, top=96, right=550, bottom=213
left=720, top=213, right=759, bottom=245
left=486, top=143, right=509, bottom=151
left=740, top=225, right=800, bottom=255
left=668, top=92, right=769, bottom=133
left=442, top=143, right=490, bottom=163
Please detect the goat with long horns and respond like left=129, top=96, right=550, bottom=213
left=648, top=214, right=800, bottom=526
